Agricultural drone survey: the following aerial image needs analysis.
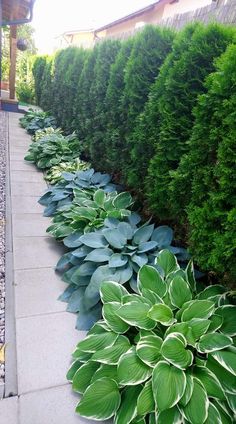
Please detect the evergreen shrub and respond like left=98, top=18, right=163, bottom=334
left=32, top=55, right=47, bottom=105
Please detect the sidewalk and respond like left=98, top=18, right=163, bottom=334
left=0, top=113, right=92, bottom=423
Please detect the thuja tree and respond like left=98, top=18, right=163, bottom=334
left=121, top=25, right=174, bottom=179
left=87, top=39, right=121, bottom=167
left=183, top=44, right=236, bottom=282
left=39, top=55, right=54, bottom=112
left=32, top=55, right=47, bottom=105
left=146, top=23, right=236, bottom=220
left=103, top=37, right=135, bottom=173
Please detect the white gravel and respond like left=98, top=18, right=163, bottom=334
left=0, top=112, right=6, bottom=382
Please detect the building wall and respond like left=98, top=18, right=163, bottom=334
left=71, top=32, right=94, bottom=49
left=162, top=0, right=213, bottom=19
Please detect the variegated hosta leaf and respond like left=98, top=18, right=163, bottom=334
left=182, top=377, right=209, bottom=424
left=138, top=265, right=167, bottom=298
left=117, top=347, right=152, bottom=385
left=148, top=304, right=176, bottom=326
left=72, top=361, right=100, bottom=393
left=102, top=302, right=130, bottom=333
left=215, top=305, right=236, bottom=336
left=116, top=301, right=156, bottom=330
left=66, top=360, right=82, bottom=382
left=197, top=332, right=233, bottom=353
left=77, top=331, right=118, bottom=353
left=179, top=372, right=194, bottom=406
left=169, top=275, right=192, bottom=308
left=193, top=366, right=226, bottom=400
left=156, top=406, right=182, bottom=424
left=225, top=392, right=236, bottom=415
left=100, top=280, right=129, bottom=303
left=210, top=346, right=236, bottom=376
left=155, top=249, right=179, bottom=276
left=161, top=333, right=193, bottom=369
left=91, top=335, right=131, bottom=365
left=208, top=314, right=223, bottom=332
left=136, top=335, right=162, bottom=367
left=91, top=364, right=118, bottom=383
left=76, top=377, right=121, bottom=420
left=137, top=379, right=155, bottom=416
left=114, top=386, right=142, bottom=424
left=152, top=360, right=186, bottom=411
left=204, top=402, right=222, bottom=424
left=181, top=300, right=215, bottom=322
left=207, top=355, right=236, bottom=394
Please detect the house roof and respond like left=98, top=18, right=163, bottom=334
left=94, top=0, right=169, bottom=32
left=1, top=0, right=35, bottom=25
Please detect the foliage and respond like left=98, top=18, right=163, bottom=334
left=24, top=132, right=80, bottom=169
left=44, top=158, right=90, bottom=185
left=56, top=224, right=187, bottom=330
left=69, top=251, right=236, bottom=423
left=39, top=55, right=54, bottom=112
left=19, top=109, right=56, bottom=134
left=32, top=56, right=48, bottom=105
left=33, top=126, right=62, bottom=141
left=145, top=23, right=236, bottom=220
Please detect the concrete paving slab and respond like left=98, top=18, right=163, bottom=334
left=10, top=160, right=41, bottom=172
left=11, top=196, right=44, bottom=214
left=19, top=385, right=100, bottom=424
left=11, top=181, right=47, bottom=197
left=13, top=236, right=65, bottom=269
left=12, top=213, right=51, bottom=237
left=0, top=396, right=18, bottom=424
left=10, top=154, right=29, bottom=161
left=15, top=267, right=66, bottom=318
left=16, top=313, right=85, bottom=394
left=9, top=146, right=28, bottom=153
left=11, top=170, right=44, bottom=183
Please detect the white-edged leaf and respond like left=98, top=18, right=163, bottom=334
left=100, top=281, right=129, bottom=303
left=182, top=377, right=209, bottom=424
left=181, top=300, right=215, bottom=322
left=138, top=265, right=167, bottom=297
left=103, top=302, right=130, bottom=333
left=161, top=332, right=193, bottom=369
left=117, top=347, right=152, bottom=385
left=115, top=385, right=142, bottom=424
left=148, top=304, right=175, bottom=326
left=156, top=406, right=181, bottom=424
left=210, top=347, right=236, bottom=376
left=136, top=335, right=162, bottom=367
left=169, top=275, right=192, bottom=308
left=137, top=379, right=155, bottom=415
left=91, top=335, right=130, bottom=365
left=116, top=301, right=156, bottom=330
left=215, top=305, right=236, bottom=336
left=77, top=331, right=118, bottom=353
left=193, top=366, right=225, bottom=400
left=197, top=333, right=232, bottom=353
left=155, top=249, right=179, bottom=276
left=72, top=361, right=100, bottom=393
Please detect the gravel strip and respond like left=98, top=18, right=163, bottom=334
left=0, top=112, right=7, bottom=383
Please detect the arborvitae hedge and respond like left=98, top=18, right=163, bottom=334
left=32, top=55, right=47, bottom=106
left=39, top=56, right=54, bottom=112
left=146, top=23, right=236, bottom=220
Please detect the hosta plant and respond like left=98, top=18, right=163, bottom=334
left=19, top=109, right=56, bottom=134
left=33, top=126, right=63, bottom=142
left=38, top=168, right=118, bottom=217
left=68, top=250, right=236, bottom=423
left=46, top=189, right=133, bottom=238
left=57, top=224, right=188, bottom=330
left=44, top=158, right=90, bottom=185
left=24, top=132, right=80, bottom=169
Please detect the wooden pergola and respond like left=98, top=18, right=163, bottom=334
left=0, top=0, right=35, bottom=110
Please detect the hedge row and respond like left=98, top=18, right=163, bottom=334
left=32, top=22, right=236, bottom=282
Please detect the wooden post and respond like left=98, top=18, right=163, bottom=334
left=9, top=25, right=17, bottom=100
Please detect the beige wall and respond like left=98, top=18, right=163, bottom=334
left=162, top=0, right=213, bottom=19
left=71, top=32, right=94, bottom=48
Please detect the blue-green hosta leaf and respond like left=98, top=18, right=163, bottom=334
left=193, top=366, right=225, bottom=400
left=128, top=212, right=141, bottom=226
left=63, top=231, right=82, bottom=248
left=109, top=253, right=128, bottom=268
left=138, top=241, right=158, bottom=253
left=117, top=222, right=134, bottom=239
left=117, top=263, right=133, bottom=284
left=91, top=364, right=118, bottom=383
left=133, top=224, right=154, bottom=245
left=137, top=380, right=155, bottom=415
left=100, top=281, right=129, bottom=304
left=103, top=228, right=127, bottom=249
left=66, top=287, right=86, bottom=312
left=94, top=189, right=105, bottom=207
left=148, top=304, right=175, bottom=326
left=66, top=360, right=82, bottom=382
left=131, top=253, right=148, bottom=267
left=104, top=217, right=120, bottom=228
left=197, top=333, right=233, bottom=353
left=215, top=305, right=236, bottom=336
left=80, top=232, right=108, bottom=248
left=114, top=385, right=142, bottom=424
left=161, top=333, right=193, bottom=369
left=152, top=360, right=186, bottom=411
left=181, top=300, right=215, bottom=322
left=204, top=402, right=222, bottom=424
left=136, top=335, right=162, bottom=367
left=113, top=192, right=133, bottom=209
left=76, top=377, right=121, bottom=420
left=156, top=406, right=182, bottom=423
left=182, top=377, right=209, bottom=424
left=169, top=276, right=192, bottom=308
left=84, top=265, right=120, bottom=309
left=151, top=226, right=173, bottom=248
left=207, top=355, right=236, bottom=394
left=55, top=252, right=72, bottom=272
left=74, top=262, right=97, bottom=277
left=197, top=285, right=227, bottom=300
left=91, top=335, right=131, bottom=365
left=77, top=331, right=118, bottom=353
left=117, top=347, right=152, bottom=385
left=103, top=302, right=130, bottom=333
left=72, top=361, right=100, bottom=393
left=210, top=347, right=236, bottom=376
left=58, top=284, right=77, bottom=302
left=155, top=249, right=179, bottom=276
left=179, top=372, right=194, bottom=406
left=138, top=265, right=167, bottom=297
left=71, top=245, right=91, bottom=258
left=116, top=301, right=156, bottom=330
left=85, top=247, right=113, bottom=262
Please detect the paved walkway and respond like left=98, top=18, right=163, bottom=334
left=0, top=113, right=93, bottom=423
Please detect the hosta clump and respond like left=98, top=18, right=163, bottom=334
left=47, top=189, right=133, bottom=238
left=68, top=250, right=236, bottom=423
left=38, top=168, right=118, bottom=217
left=24, top=132, right=80, bottom=169
left=19, top=109, right=56, bottom=134
left=44, top=158, right=90, bottom=185
left=33, top=126, right=62, bottom=142
left=57, top=223, right=187, bottom=330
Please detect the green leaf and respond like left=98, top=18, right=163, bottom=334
left=77, top=331, right=118, bottom=353
left=208, top=314, right=223, bottom=332
left=215, top=306, right=236, bottom=336
left=197, top=285, right=226, bottom=300
left=136, top=335, right=162, bottom=367
left=211, top=347, right=236, bottom=376
left=94, top=189, right=105, bottom=207
left=117, top=347, right=152, bottom=385
left=91, top=364, right=118, bottom=383
left=109, top=253, right=128, bottom=268
left=155, top=249, right=179, bottom=276
left=138, top=265, right=167, bottom=297
left=179, top=372, right=194, bottom=406
left=100, top=281, right=129, bottom=303
left=66, top=360, right=82, bottom=382
left=133, top=224, right=154, bottom=245
left=116, top=301, right=156, bottom=330
left=212, top=400, right=233, bottom=423
left=137, top=380, right=155, bottom=415
left=157, top=406, right=181, bottom=423
left=197, top=333, right=232, bottom=353
left=182, top=377, right=209, bottom=424
left=91, top=335, right=131, bottom=365
left=185, top=260, right=196, bottom=292
left=161, top=333, right=193, bottom=369
left=189, top=318, right=211, bottom=340
left=76, top=377, right=121, bottom=420
left=103, top=302, right=130, bottom=333
left=204, top=402, right=221, bottom=424
left=115, top=386, right=142, bottom=424
left=113, top=192, right=133, bottom=209
left=72, top=361, right=100, bottom=393
left=85, top=247, right=113, bottom=262
left=169, top=276, right=192, bottom=308
left=207, top=355, right=236, bottom=394
left=152, top=360, right=186, bottom=411
left=80, top=232, right=108, bottom=248
left=148, top=304, right=175, bottom=326
left=103, top=228, right=127, bottom=249
left=181, top=300, right=215, bottom=322
left=193, top=366, right=225, bottom=400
